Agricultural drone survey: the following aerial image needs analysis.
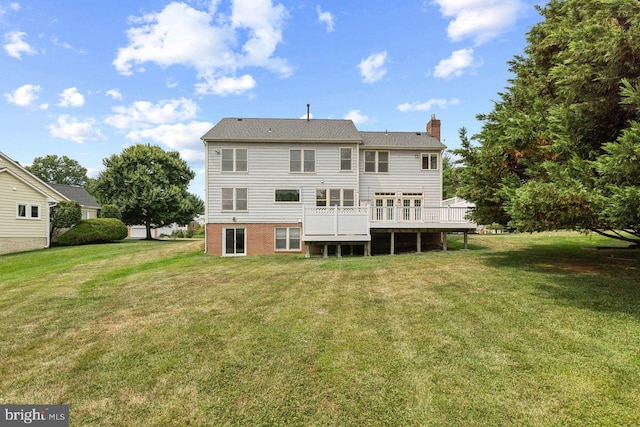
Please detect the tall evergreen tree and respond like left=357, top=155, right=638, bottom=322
left=455, top=0, right=640, bottom=244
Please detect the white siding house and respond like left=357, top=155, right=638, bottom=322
left=0, top=152, right=66, bottom=255
left=202, top=115, right=474, bottom=256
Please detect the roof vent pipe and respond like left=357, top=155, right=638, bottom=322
left=307, top=104, right=310, bottom=121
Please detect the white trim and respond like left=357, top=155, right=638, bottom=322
left=222, top=227, right=247, bottom=256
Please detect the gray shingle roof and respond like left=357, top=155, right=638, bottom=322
left=49, top=184, right=100, bottom=208
left=201, top=118, right=362, bottom=143
left=202, top=118, right=446, bottom=150
left=359, top=131, right=445, bottom=149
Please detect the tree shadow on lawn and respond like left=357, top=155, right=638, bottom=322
left=480, top=244, right=640, bottom=319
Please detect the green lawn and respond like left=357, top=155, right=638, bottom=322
left=1, top=233, right=639, bottom=426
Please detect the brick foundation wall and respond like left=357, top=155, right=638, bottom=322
left=206, top=223, right=306, bottom=256
left=0, top=237, right=48, bottom=255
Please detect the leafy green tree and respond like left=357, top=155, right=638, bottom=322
left=26, top=155, right=88, bottom=185
left=455, top=0, right=640, bottom=244
left=99, top=204, right=122, bottom=220
left=50, top=200, right=81, bottom=240
left=94, top=144, right=200, bottom=240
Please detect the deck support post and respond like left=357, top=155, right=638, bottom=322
left=417, top=232, right=422, bottom=253
left=390, top=231, right=395, bottom=255
left=464, top=231, right=468, bottom=250
left=442, top=232, right=448, bottom=251
left=323, top=244, right=328, bottom=259
left=366, top=241, right=371, bottom=256
left=337, top=244, right=342, bottom=258
left=306, top=243, right=311, bottom=258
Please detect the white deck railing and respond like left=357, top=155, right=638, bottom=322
left=303, top=206, right=370, bottom=237
left=302, top=205, right=474, bottom=239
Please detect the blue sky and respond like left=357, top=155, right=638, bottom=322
left=1, top=0, right=543, bottom=195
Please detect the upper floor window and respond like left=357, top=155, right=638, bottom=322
left=221, top=148, right=247, bottom=172
left=340, top=147, right=352, bottom=171
left=275, top=189, right=301, bottom=203
left=316, top=188, right=355, bottom=207
left=290, top=149, right=315, bottom=173
left=421, top=153, right=439, bottom=170
left=17, top=204, right=40, bottom=219
left=364, top=150, right=389, bottom=173
left=221, top=188, right=248, bottom=212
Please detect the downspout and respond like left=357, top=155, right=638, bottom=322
left=47, top=198, right=58, bottom=249
left=203, top=138, right=209, bottom=254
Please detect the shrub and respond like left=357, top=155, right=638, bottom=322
left=57, top=218, right=128, bottom=246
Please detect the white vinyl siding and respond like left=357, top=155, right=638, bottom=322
left=359, top=149, right=442, bottom=206
left=0, top=171, right=49, bottom=239
left=207, top=142, right=359, bottom=224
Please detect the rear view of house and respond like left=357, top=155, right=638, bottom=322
left=201, top=115, right=474, bottom=256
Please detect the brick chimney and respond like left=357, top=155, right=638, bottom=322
left=427, top=114, right=441, bottom=142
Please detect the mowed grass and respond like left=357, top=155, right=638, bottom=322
left=1, top=233, right=639, bottom=426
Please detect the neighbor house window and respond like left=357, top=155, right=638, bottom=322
left=275, top=189, right=301, bottom=202
left=421, top=153, right=439, bottom=170
left=290, top=149, right=315, bottom=173
left=340, top=147, right=352, bottom=171
left=315, top=188, right=355, bottom=207
left=17, top=203, right=40, bottom=219
left=364, top=150, right=389, bottom=173
left=275, top=227, right=301, bottom=251
left=221, top=148, right=247, bottom=172
left=221, top=188, right=248, bottom=211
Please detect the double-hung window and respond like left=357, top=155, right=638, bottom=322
left=275, top=227, right=301, bottom=251
left=421, top=153, right=439, bottom=170
left=364, top=150, right=389, bottom=173
left=340, top=147, right=352, bottom=171
left=290, top=149, right=315, bottom=173
left=221, top=148, right=247, bottom=172
left=221, top=188, right=248, bottom=211
left=17, top=203, right=40, bottom=219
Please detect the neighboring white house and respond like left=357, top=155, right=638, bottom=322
left=201, top=115, right=475, bottom=257
left=0, top=152, right=66, bottom=255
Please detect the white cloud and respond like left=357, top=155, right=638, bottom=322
left=125, top=121, right=213, bottom=162
left=194, top=74, right=256, bottom=96
left=4, top=84, right=41, bottom=107
left=106, top=89, right=123, bottom=100
left=9, top=3, right=20, bottom=12
left=113, top=0, right=292, bottom=96
left=432, top=0, right=526, bottom=45
left=433, top=48, right=480, bottom=79
left=58, top=87, right=85, bottom=107
left=343, top=110, right=369, bottom=125
left=104, top=98, right=198, bottom=130
left=397, top=98, right=459, bottom=112
left=3, top=31, right=37, bottom=59
left=48, top=115, right=107, bottom=143
left=317, top=5, right=334, bottom=32
left=358, top=51, right=388, bottom=83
